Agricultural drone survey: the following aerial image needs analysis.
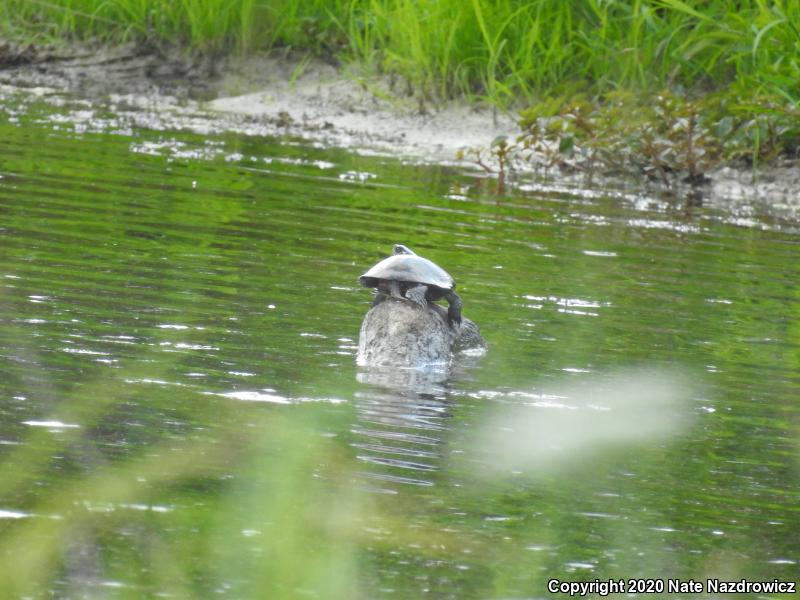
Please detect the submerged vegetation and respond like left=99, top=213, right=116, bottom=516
left=2, top=1, right=799, bottom=178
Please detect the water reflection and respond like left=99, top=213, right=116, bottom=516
left=353, top=368, right=451, bottom=491
left=356, top=365, right=449, bottom=392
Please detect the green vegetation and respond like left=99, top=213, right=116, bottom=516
left=2, top=1, right=798, bottom=103
left=462, top=89, right=800, bottom=188
left=2, top=1, right=799, bottom=177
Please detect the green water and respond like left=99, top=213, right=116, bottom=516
left=0, top=94, right=798, bottom=599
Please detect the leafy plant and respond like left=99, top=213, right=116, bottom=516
left=464, top=89, right=800, bottom=188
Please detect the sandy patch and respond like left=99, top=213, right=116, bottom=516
left=210, top=53, right=517, bottom=164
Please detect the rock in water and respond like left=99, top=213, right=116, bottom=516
left=357, top=298, right=485, bottom=368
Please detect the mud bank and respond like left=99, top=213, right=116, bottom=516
left=209, top=53, right=518, bottom=165
left=1, top=42, right=798, bottom=211
left=0, top=42, right=515, bottom=163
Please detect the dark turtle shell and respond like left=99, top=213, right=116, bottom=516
left=359, top=247, right=455, bottom=291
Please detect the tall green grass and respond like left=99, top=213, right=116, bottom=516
left=1, top=0, right=799, bottom=106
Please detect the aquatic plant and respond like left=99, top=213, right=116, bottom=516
left=461, top=90, right=800, bottom=188
left=457, top=135, right=516, bottom=193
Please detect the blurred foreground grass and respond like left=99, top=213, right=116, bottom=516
left=0, top=376, right=359, bottom=598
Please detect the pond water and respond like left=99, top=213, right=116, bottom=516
left=0, top=91, right=798, bottom=598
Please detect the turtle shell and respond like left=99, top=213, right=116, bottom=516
left=360, top=253, right=455, bottom=291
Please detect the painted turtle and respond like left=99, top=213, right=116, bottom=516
left=359, top=244, right=462, bottom=326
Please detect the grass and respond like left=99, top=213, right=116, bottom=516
left=1, top=0, right=798, bottom=105
left=1, top=1, right=799, bottom=177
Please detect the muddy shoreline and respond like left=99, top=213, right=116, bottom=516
left=1, top=41, right=798, bottom=212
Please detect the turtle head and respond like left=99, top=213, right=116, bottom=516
left=393, top=244, right=416, bottom=255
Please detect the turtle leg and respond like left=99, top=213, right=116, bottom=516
left=388, top=280, right=403, bottom=298
left=405, top=284, right=428, bottom=308
left=372, top=291, right=388, bottom=307
left=444, top=290, right=462, bottom=326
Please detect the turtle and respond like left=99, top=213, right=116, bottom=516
left=359, top=244, right=462, bottom=326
